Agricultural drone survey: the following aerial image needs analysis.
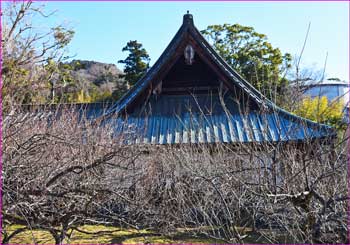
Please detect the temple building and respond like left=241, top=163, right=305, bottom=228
left=101, top=13, right=335, bottom=145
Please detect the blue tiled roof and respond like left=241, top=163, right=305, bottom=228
left=6, top=96, right=334, bottom=145
left=110, top=94, right=335, bottom=145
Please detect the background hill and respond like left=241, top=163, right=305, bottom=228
left=60, top=59, right=126, bottom=103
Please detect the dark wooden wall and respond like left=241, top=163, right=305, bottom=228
left=162, top=53, right=219, bottom=90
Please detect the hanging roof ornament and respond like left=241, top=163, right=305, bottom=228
left=184, top=44, right=194, bottom=65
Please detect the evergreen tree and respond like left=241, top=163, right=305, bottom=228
left=202, top=24, right=292, bottom=103
left=118, top=40, right=150, bottom=88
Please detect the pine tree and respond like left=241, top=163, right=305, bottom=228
left=118, top=40, right=150, bottom=88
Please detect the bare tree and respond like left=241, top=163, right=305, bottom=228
left=2, top=103, right=348, bottom=244
left=2, top=106, right=144, bottom=244
left=1, top=1, right=74, bottom=112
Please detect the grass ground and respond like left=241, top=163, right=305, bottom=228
left=4, top=224, right=289, bottom=244
left=3, top=224, right=230, bottom=244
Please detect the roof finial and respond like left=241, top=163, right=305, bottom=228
left=183, top=11, right=194, bottom=26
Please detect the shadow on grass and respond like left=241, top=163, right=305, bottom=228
left=109, top=229, right=230, bottom=244
left=110, top=232, right=163, bottom=244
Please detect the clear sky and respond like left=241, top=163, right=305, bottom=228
left=41, top=1, right=349, bottom=81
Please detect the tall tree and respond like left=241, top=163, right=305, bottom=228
left=118, top=40, right=150, bottom=88
left=201, top=24, right=292, bottom=103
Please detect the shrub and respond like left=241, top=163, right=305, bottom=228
left=293, top=96, right=345, bottom=129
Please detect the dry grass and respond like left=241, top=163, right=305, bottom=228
left=3, top=224, right=230, bottom=244
left=4, top=224, right=294, bottom=244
